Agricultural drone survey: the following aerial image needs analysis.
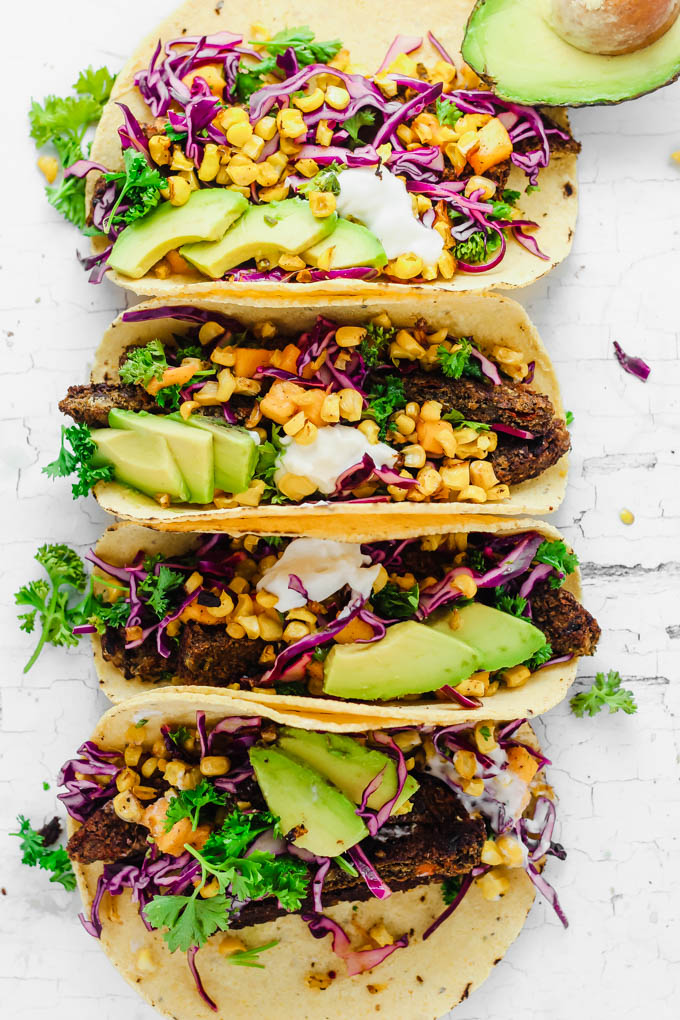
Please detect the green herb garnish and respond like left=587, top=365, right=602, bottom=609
left=163, top=781, right=228, bottom=832
left=43, top=423, right=114, bottom=498
left=435, top=96, right=463, bottom=127
left=103, top=148, right=166, bottom=230
left=138, top=565, right=185, bottom=619
left=367, top=375, right=406, bottom=440
left=359, top=321, right=395, bottom=368
left=570, top=670, right=637, bottom=718
left=371, top=581, right=419, bottom=619
left=11, top=815, right=76, bottom=890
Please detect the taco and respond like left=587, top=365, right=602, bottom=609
left=84, top=517, right=599, bottom=724
left=73, top=0, right=579, bottom=296
left=61, top=691, right=567, bottom=1018
left=52, top=293, right=570, bottom=529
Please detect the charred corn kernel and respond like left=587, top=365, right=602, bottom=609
left=141, top=757, right=159, bottom=779
left=620, top=508, right=635, bottom=525
left=294, top=421, right=318, bottom=445
left=148, top=134, right=172, bottom=166
left=375, top=74, right=398, bottom=98
left=312, top=120, right=332, bottom=147
left=295, top=158, right=320, bottom=178
left=227, top=160, right=259, bottom=187
left=236, top=614, right=260, bottom=639
left=496, top=834, right=525, bottom=868
left=124, top=745, right=143, bottom=767
left=219, top=934, right=246, bottom=956
left=198, top=878, right=221, bottom=899
left=477, top=870, right=510, bottom=900
left=474, top=721, right=498, bottom=753
left=197, top=143, right=220, bottom=182
left=357, top=419, right=380, bottom=444
left=469, top=461, right=498, bottom=490
left=283, top=620, right=310, bottom=642
left=255, top=589, right=279, bottom=609
left=170, top=146, right=194, bottom=171
left=277, top=253, right=306, bottom=271
left=259, top=644, right=276, bottom=665
left=185, top=571, right=203, bottom=594
left=391, top=253, right=424, bottom=280
left=452, top=571, right=478, bottom=599
left=116, top=767, right=140, bottom=792
left=417, top=467, right=442, bottom=496
left=465, top=175, right=496, bottom=200
left=277, top=108, right=306, bottom=139
left=258, top=615, right=284, bottom=641
left=287, top=607, right=317, bottom=626
left=463, top=777, right=485, bottom=796
left=135, top=947, right=155, bottom=973
left=206, top=591, right=235, bottom=618
left=133, top=785, right=158, bottom=801
left=233, top=376, right=261, bottom=396
left=320, top=393, right=341, bottom=423
left=226, top=621, right=246, bottom=639
left=180, top=766, right=202, bottom=791
left=394, top=413, right=416, bottom=436
left=178, top=168, right=200, bottom=192
left=338, top=388, right=362, bottom=422
left=420, top=400, right=443, bottom=422
left=164, top=760, right=188, bottom=787
left=254, top=115, right=277, bottom=140
left=502, top=665, right=531, bottom=689
left=395, top=330, right=427, bottom=359
left=199, top=321, right=225, bottom=345
left=229, top=576, right=250, bottom=594
left=437, top=251, right=456, bottom=279
left=277, top=473, right=317, bottom=501
left=255, top=162, right=281, bottom=187
left=458, top=484, right=487, bottom=503
left=457, top=672, right=488, bottom=697
left=431, top=59, right=457, bottom=85
left=241, top=134, right=265, bottom=161
left=37, top=155, right=59, bottom=183
left=163, top=176, right=192, bottom=206
left=292, top=87, right=325, bottom=113
left=325, top=85, right=350, bottom=110
left=372, top=565, right=389, bottom=594
left=396, top=124, right=415, bottom=146
left=260, top=182, right=290, bottom=202
left=125, top=724, right=147, bottom=745
left=219, top=106, right=249, bottom=130
left=480, top=838, right=504, bottom=866
left=453, top=749, right=477, bottom=780
left=214, top=367, right=235, bottom=403
left=308, top=190, right=336, bottom=217
left=283, top=410, right=306, bottom=436
left=369, top=922, right=394, bottom=947
left=113, top=790, right=143, bottom=824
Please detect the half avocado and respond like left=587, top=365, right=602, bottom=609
left=462, top=0, right=680, bottom=105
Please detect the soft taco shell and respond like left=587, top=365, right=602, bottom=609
left=70, top=690, right=539, bottom=1019
left=91, top=516, right=581, bottom=724
left=88, top=0, right=577, bottom=299
left=89, top=291, right=568, bottom=530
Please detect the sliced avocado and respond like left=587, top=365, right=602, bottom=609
left=108, top=409, right=214, bottom=505
left=108, top=189, right=248, bottom=279
left=428, top=602, right=546, bottom=673
left=180, top=198, right=338, bottom=278
left=323, top=620, right=483, bottom=701
left=303, top=218, right=387, bottom=270
left=276, top=728, right=419, bottom=813
left=91, top=428, right=189, bottom=501
left=249, top=746, right=368, bottom=857
left=169, top=414, right=257, bottom=495
left=462, top=0, right=680, bottom=106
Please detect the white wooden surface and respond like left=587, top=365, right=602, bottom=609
left=1, top=3, right=679, bottom=1018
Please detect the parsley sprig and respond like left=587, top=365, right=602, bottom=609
left=570, top=670, right=637, bottom=718
left=103, top=149, right=166, bottom=231
left=11, top=815, right=76, bottom=890
left=367, top=375, right=406, bottom=440
left=359, top=322, right=395, bottom=368
left=436, top=337, right=484, bottom=381
left=371, top=581, right=419, bottom=619
left=43, top=423, right=114, bottom=498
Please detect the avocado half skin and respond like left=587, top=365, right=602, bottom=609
left=462, top=0, right=680, bottom=107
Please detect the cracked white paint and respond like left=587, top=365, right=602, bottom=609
left=1, top=3, right=679, bottom=1018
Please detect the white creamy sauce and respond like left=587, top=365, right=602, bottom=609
left=336, top=167, right=444, bottom=265
left=256, top=537, right=381, bottom=613
left=425, top=745, right=529, bottom=832
left=274, top=424, right=397, bottom=496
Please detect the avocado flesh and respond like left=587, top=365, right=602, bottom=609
left=169, top=413, right=257, bottom=495
left=323, top=620, right=483, bottom=701
left=108, top=409, right=214, bottom=504
left=428, top=602, right=546, bottom=673
left=276, top=728, right=419, bottom=813
left=463, top=0, right=680, bottom=105
left=303, top=218, right=387, bottom=270
left=91, top=428, right=190, bottom=501
left=180, top=198, right=338, bottom=278
left=108, top=189, right=248, bottom=279
left=249, top=746, right=368, bottom=857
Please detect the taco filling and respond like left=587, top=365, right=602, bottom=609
left=81, top=528, right=599, bottom=705
left=54, top=309, right=569, bottom=509
left=70, top=26, right=579, bottom=285
left=62, top=713, right=566, bottom=1008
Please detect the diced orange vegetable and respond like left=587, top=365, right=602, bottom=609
left=468, top=118, right=513, bottom=175
left=179, top=602, right=223, bottom=625
left=506, top=746, right=539, bottom=784
left=296, top=388, right=327, bottom=427
left=273, top=343, right=302, bottom=374
left=259, top=380, right=302, bottom=424
left=414, top=861, right=437, bottom=877
left=165, top=249, right=193, bottom=274
left=146, top=359, right=203, bottom=396
left=333, top=617, right=376, bottom=644
left=233, top=348, right=273, bottom=378
left=416, top=419, right=454, bottom=455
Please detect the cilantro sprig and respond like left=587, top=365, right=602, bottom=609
left=103, top=148, right=166, bottom=231
left=454, top=230, right=502, bottom=265
left=371, top=581, right=419, bottom=619
left=43, top=423, right=114, bottom=498
left=29, top=65, right=115, bottom=230
left=344, top=108, right=377, bottom=147
left=235, top=26, right=342, bottom=101
left=441, top=875, right=463, bottom=903
left=524, top=642, right=553, bottom=671
left=163, top=781, right=227, bottom=832
left=535, top=539, right=578, bottom=587
left=570, top=670, right=637, bottom=718
left=435, top=96, right=463, bottom=128
left=436, top=337, right=480, bottom=380
left=138, top=565, right=184, bottom=619
left=11, top=815, right=76, bottom=890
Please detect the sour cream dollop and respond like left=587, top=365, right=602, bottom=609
left=336, top=167, right=444, bottom=265
left=256, top=538, right=381, bottom=613
left=274, top=424, right=397, bottom=496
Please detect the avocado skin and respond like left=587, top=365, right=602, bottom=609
left=463, top=0, right=680, bottom=106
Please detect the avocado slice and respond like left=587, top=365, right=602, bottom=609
left=462, top=0, right=680, bottom=106
left=108, top=189, right=248, bottom=279
left=303, top=218, right=387, bottom=270
left=180, top=198, right=338, bottom=278
left=108, top=409, right=214, bottom=505
left=428, top=602, right=546, bottom=673
left=322, top=620, right=483, bottom=701
left=91, top=428, right=190, bottom=501
left=249, top=746, right=368, bottom=857
left=276, top=728, right=419, bottom=813
left=169, top=414, right=257, bottom=495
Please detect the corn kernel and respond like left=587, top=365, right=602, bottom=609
left=464, top=175, right=497, bottom=200
left=277, top=108, right=306, bottom=139
left=372, top=565, right=389, bottom=594
left=502, top=665, right=532, bottom=688
left=458, top=484, right=487, bottom=503
left=294, top=421, right=318, bottom=446
left=396, top=124, right=415, bottom=146
left=227, top=159, right=259, bottom=187
left=240, top=133, right=265, bottom=161
left=325, top=86, right=350, bottom=110
left=620, top=508, right=635, bottom=525
left=480, top=839, right=503, bottom=866
left=258, top=615, right=284, bottom=641
left=496, top=834, right=525, bottom=868
left=206, top=591, right=235, bottom=619
left=170, top=146, right=194, bottom=171
left=456, top=672, right=488, bottom=697
left=453, top=749, right=477, bottom=780
left=308, top=190, right=336, bottom=217
left=320, top=393, right=341, bottom=423
left=357, top=419, right=380, bottom=443
left=451, top=573, right=477, bottom=599
left=218, top=935, right=246, bottom=957
left=197, top=143, right=220, bottom=182
left=283, top=410, right=306, bottom=436
left=148, top=135, right=172, bottom=166
left=37, top=155, right=59, bottom=183
left=135, top=948, right=156, bottom=974
left=125, top=723, right=147, bottom=745
left=438, top=251, right=456, bottom=279
left=218, top=107, right=248, bottom=130
left=417, top=466, right=442, bottom=497
left=124, top=745, right=143, bottom=767
left=141, top=756, right=158, bottom=779
left=477, top=870, right=511, bottom=901
left=277, top=473, right=317, bottom=501
left=254, top=115, right=277, bottom=140
left=338, top=388, right=362, bottom=422
left=283, top=621, right=310, bottom=642
left=162, top=176, right=192, bottom=206
left=116, top=767, right=139, bottom=793
left=112, top=790, right=143, bottom=824
left=463, top=777, right=485, bottom=796
left=316, top=119, right=334, bottom=146
left=393, top=413, right=415, bottom=436
left=474, top=721, right=498, bottom=754
left=391, top=253, right=424, bottom=280
left=199, top=321, right=225, bottom=345
left=226, top=621, right=246, bottom=639
left=286, top=607, right=317, bottom=626
left=420, top=400, right=443, bottom=422
left=293, top=87, right=325, bottom=112
left=255, top=590, right=279, bottom=609
left=368, top=922, right=394, bottom=947
left=260, top=182, right=290, bottom=202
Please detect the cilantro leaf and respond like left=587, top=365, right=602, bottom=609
left=88, top=597, right=130, bottom=634
left=144, top=892, right=231, bottom=953
left=501, top=189, right=521, bottom=205
left=344, top=108, right=376, bottom=147
left=43, top=423, right=114, bottom=498
left=442, top=875, right=463, bottom=904
left=359, top=321, right=395, bottom=368
left=163, top=781, right=227, bottom=832
left=367, top=375, right=406, bottom=440
left=138, top=565, right=184, bottom=619
left=442, top=408, right=491, bottom=432
left=437, top=337, right=474, bottom=380
left=29, top=94, right=102, bottom=148
left=299, top=163, right=342, bottom=195
left=73, top=66, right=116, bottom=105
left=565, top=410, right=574, bottom=427
left=119, top=339, right=169, bottom=387
left=435, top=96, right=463, bottom=127
left=371, top=581, right=419, bottom=619
left=45, top=174, right=89, bottom=230
left=10, top=815, right=76, bottom=890
left=524, top=642, right=553, bottom=671
left=103, top=148, right=165, bottom=230
left=168, top=725, right=191, bottom=749
left=534, top=540, right=578, bottom=581
left=235, top=27, right=341, bottom=101
left=490, top=200, right=515, bottom=221
left=570, top=670, right=637, bottom=718
left=493, top=587, right=528, bottom=619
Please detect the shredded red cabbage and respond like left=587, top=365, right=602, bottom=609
left=492, top=422, right=535, bottom=440
left=302, top=912, right=408, bottom=975
left=376, top=34, right=423, bottom=74
left=116, top=103, right=150, bottom=154
left=347, top=844, right=392, bottom=899
left=436, top=685, right=482, bottom=709
left=187, top=946, right=217, bottom=1011
left=613, top=341, right=651, bottom=382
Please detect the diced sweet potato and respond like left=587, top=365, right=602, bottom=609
left=296, top=388, right=327, bottom=427
left=271, top=343, right=301, bottom=374
left=506, top=745, right=539, bottom=784
left=333, top=617, right=377, bottom=644
left=468, top=118, right=513, bottom=174
left=233, top=348, right=272, bottom=378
